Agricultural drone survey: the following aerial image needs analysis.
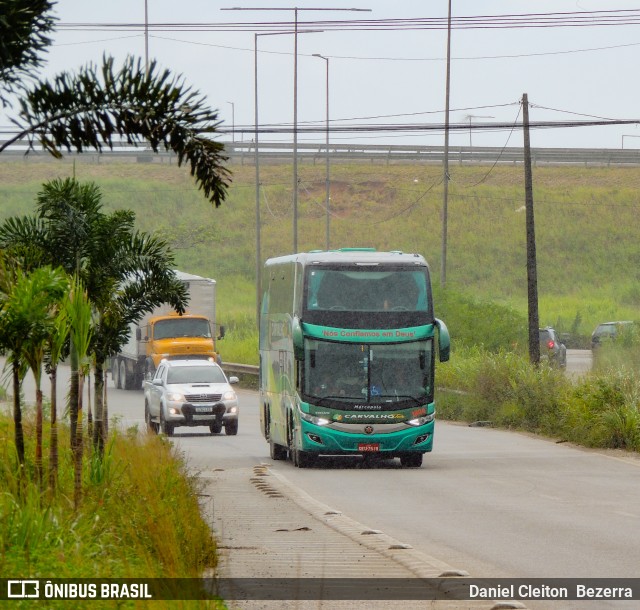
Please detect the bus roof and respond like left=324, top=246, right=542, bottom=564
left=265, top=249, right=429, bottom=268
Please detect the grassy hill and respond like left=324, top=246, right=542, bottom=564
left=1, top=156, right=638, bottom=343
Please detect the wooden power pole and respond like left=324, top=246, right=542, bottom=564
left=523, top=93, right=540, bottom=365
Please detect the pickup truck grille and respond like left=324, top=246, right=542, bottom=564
left=184, top=393, right=222, bottom=403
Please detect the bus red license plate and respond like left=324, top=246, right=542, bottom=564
left=358, top=443, right=380, bottom=452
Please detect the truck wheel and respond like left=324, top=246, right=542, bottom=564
left=112, top=359, right=119, bottom=388
left=209, top=421, right=223, bottom=434
left=145, top=360, right=156, bottom=381
left=119, top=360, right=127, bottom=390
left=224, top=420, right=238, bottom=436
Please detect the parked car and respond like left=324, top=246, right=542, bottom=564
left=539, top=327, right=567, bottom=368
left=144, top=358, right=239, bottom=436
left=591, top=321, right=634, bottom=350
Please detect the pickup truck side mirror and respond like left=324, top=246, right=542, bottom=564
left=229, top=376, right=239, bottom=385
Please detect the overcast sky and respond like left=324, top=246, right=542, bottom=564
left=28, top=1, right=640, bottom=149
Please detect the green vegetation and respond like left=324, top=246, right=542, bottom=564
left=0, top=409, right=223, bottom=609
left=437, top=347, right=640, bottom=451
left=2, top=157, right=640, bottom=455
left=2, top=158, right=639, bottom=362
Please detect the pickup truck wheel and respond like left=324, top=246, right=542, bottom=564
left=160, top=409, right=174, bottom=437
left=145, top=404, right=158, bottom=434
left=224, top=420, right=238, bottom=436
left=209, top=421, right=223, bottom=434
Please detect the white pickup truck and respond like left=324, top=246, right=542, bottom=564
left=144, top=359, right=239, bottom=436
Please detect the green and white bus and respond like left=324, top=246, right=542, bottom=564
left=259, top=248, right=450, bottom=468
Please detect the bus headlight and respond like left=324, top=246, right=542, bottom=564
left=406, top=413, right=435, bottom=426
left=300, top=411, right=331, bottom=426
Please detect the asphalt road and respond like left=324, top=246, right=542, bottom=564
left=7, top=350, right=640, bottom=609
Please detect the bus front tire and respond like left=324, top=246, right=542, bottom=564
left=400, top=453, right=423, bottom=468
left=270, top=441, right=288, bottom=461
left=292, top=448, right=315, bottom=468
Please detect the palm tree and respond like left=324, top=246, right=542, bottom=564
left=16, top=267, right=68, bottom=488
left=45, top=305, right=70, bottom=493
left=0, top=256, right=67, bottom=475
left=0, top=177, right=189, bottom=456
left=0, top=2, right=230, bottom=207
left=66, top=277, right=92, bottom=510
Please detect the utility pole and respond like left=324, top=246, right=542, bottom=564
left=523, top=93, right=540, bottom=366
left=441, top=0, right=452, bottom=288
left=144, top=0, right=149, bottom=75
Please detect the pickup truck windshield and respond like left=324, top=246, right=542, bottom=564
left=166, top=366, right=226, bottom=384
left=154, top=318, right=211, bottom=340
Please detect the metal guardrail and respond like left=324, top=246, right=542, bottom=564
left=3, top=140, right=640, bottom=167
left=223, top=362, right=258, bottom=377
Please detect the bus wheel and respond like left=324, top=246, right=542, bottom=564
left=293, top=448, right=315, bottom=468
left=400, top=453, right=423, bottom=468
left=270, top=441, right=288, bottom=461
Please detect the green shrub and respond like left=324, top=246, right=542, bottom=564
left=0, top=412, right=223, bottom=609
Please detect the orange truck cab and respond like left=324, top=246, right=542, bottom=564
left=112, top=271, right=224, bottom=390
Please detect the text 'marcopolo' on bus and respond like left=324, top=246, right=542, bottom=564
left=259, top=248, right=450, bottom=469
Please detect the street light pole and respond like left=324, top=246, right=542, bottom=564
left=464, top=114, right=494, bottom=148
left=441, top=0, right=452, bottom=288
left=254, top=36, right=261, bottom=325
left=313, top=54, right=330, bottom=251
left=226, top=101, right=235, bottom=143
left=253, top=29, right=322, bottom=325
left=222, top=7, right=370, bottom=255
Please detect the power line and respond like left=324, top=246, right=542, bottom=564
left=57, top=10, right=640, bottom=32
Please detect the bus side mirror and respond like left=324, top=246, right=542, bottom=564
left=292, top=316, right=304, bottom=361
left=435, top=318, right=450, bottom=362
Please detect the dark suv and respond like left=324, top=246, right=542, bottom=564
left=591, top=321, right=634, bottom=350
left=539, top=327, right=567, bottom=368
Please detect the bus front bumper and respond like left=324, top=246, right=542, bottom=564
left=299, top=419, right=434, bottom=455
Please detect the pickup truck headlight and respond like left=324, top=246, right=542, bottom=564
left=166, top=392, right=185, bottom=402
left=223, top=390, right=236, bottom=401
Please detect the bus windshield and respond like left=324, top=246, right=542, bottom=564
left=302, top=338, right=433, bottom=410
left=303, top=265, right=432, bottom=328
left=305, top=267, right=429, bottom=313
